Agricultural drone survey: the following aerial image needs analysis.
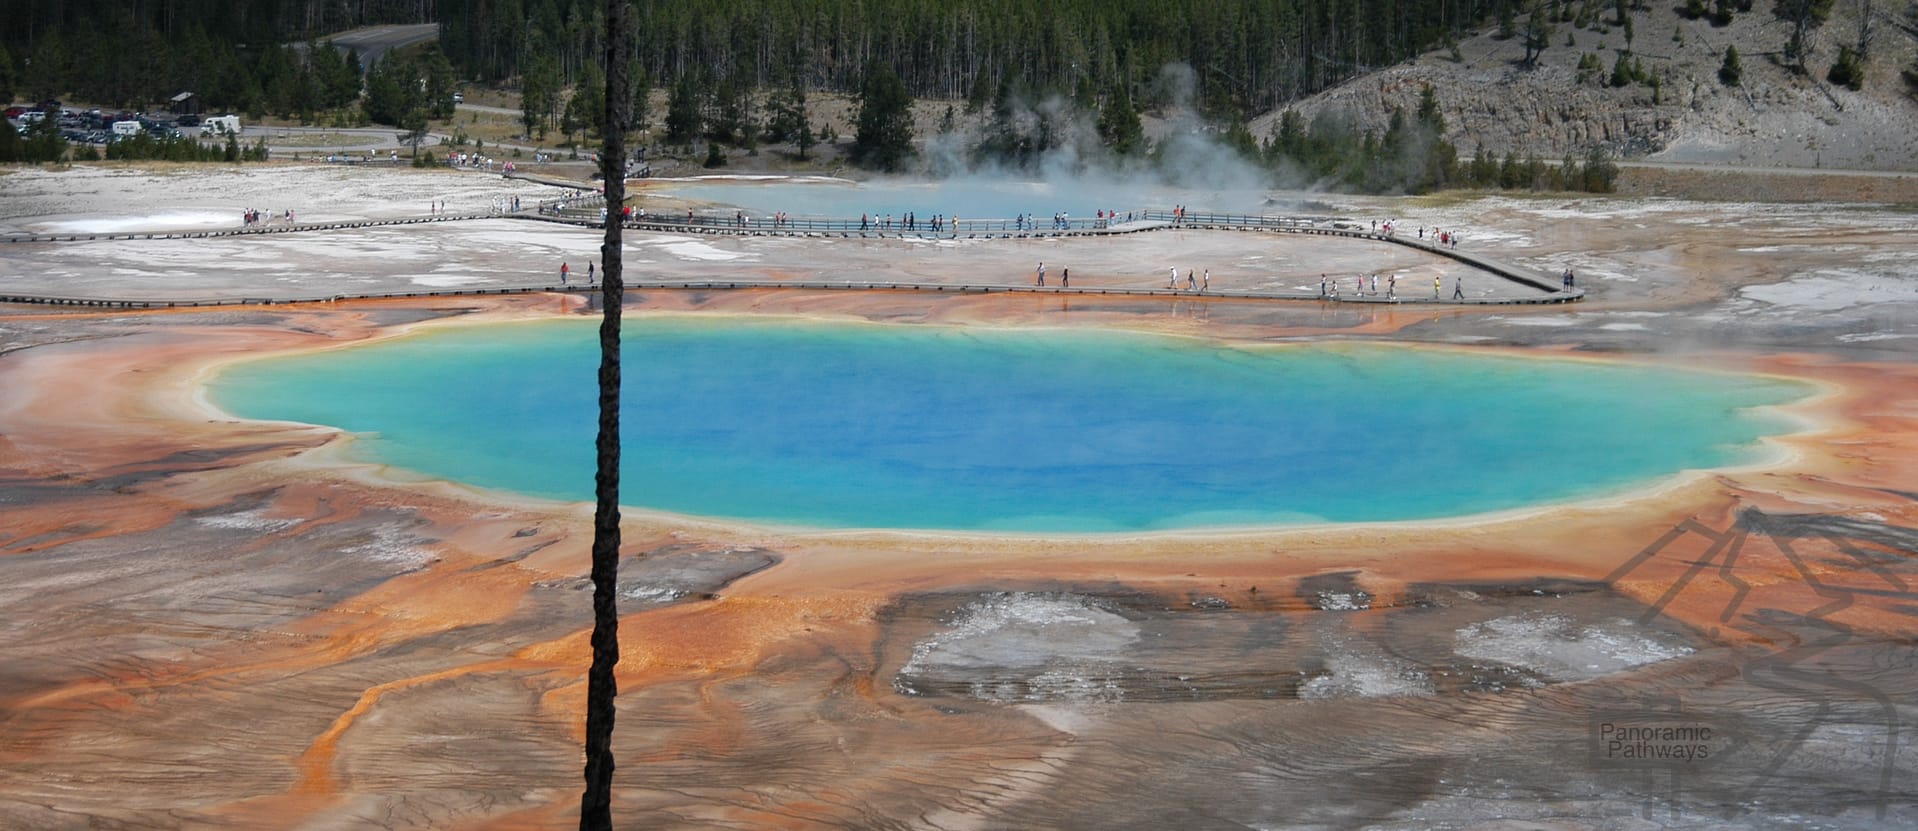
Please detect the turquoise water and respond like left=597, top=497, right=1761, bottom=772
left=657, top=176, right=1276, bottom=221
left=210, top=318, right=1807, bottom=532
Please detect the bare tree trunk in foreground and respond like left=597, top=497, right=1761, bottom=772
left=579, top=0, right=628, bottom=826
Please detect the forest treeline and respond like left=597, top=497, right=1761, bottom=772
left=444, top=0, right=1501, bottom=120
left=0, top=0, right=1629, bottom=193
left=0, top=0, right=433, bottom=113
left=1, top=0, right=1503, bottom=122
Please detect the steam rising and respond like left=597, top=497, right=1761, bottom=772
left=920, top=62, right=1458, bottom=199
left=924, top=63, right=1279, bottom=202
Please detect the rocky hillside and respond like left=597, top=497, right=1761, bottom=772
left=1257, top=1, right=1918, bottom=171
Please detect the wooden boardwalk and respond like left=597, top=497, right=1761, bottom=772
left=0, top=205, right=1582, bottom=308
left=0, top=279, right=1575, bottom=311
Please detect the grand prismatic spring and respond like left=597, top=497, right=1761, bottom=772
left=212, top=316, right=1806, bottom=531
left=1, top=167, right=1916, bottom=829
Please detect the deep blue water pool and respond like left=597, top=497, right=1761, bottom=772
left=211, top=317, right=1806, bottom=531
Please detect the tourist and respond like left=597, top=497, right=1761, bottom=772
left=1062, top=268, right=1069, bottom=288
left=587, top=262, right=595, bottom=283
left=1036, top=262, right=1045, bottom=286
left=1434, top=276, right=1441, bottom=298
left=560, top=262, right=570, bottom=285
left=1203, top=270, right=1210, bottom=291
left=1188, top=269, right=1197, bottom=290
left=1388, top=273, right=1397, bottom=299
left=1370, top=273, right=1378, bottom=294
left=1453, top=277, right=1464, bottom=300
left=1320, top=274, right=1328, bottom=298
left=1170, top=267, right=1179, bottom=289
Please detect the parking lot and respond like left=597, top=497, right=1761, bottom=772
left=5, top=102, right=240, bottom=146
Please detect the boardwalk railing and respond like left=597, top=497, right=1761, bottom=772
left=2, top=202, right=1582, bottom=304
left=554, top=211, right=1161, bottom=235
left=0, top=278, right=1579, bottom=310
left=1, top=212, right=499, bottom=244
left=1136, top=210, right=1327, bottom=230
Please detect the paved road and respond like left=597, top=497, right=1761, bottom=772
left=304, top=23, right=440, bottom=67
left=251, top=126, right=429, bottom=154
left=454, top=102, right=522, bottom=117
left=1617, top=159, right=1918, bottom=178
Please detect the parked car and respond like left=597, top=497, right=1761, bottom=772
left=2, top=106, right=25, bottom=120
left=175, top=114, right=201, bottom=127
left=200, top=115, right=241, bottom=136
left=452, top=93, right=464, bottom=104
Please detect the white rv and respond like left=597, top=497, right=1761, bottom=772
left=110, top=120, right=143, bottom=137
left=200, top=115, right=241, bottom=137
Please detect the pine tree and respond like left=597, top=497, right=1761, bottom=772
left=712, top=78, right=755, bottom=148
left=1611, top=52, right=1635, bottom=87
left=1272, top=110, right=1306, bottom=162
left=1719, top=45, right=1742, bottom=85
left=0, top=43, right=17, bottom=104
left=563, top=59, right=605, bottom=142
left=664, top=72, right=703, bottom=144
left=1581, top=146, right=1619, bottom=191
left=364, top=55, right=409, bottom=125
left=24, top=33, right=65, bottom=102
left=628, top=62, right=651, bottom=134
left=764, top=81, right=808, bottom=143
left=1096, top=82, right=1145, bottom=156
left=1827, top=44, right=1865, bottom=90
left=419, top=47, right=458, bottom=119
left=521, top=47, right=560, bottom=139
left=850, top=60, right=914, bottom=171
left=795, top=118, right=816, bottom=161
left=965, top=70, right=992, bottom=114
left=400, top=106, right=430, bottom=156
left=1522, top=2, right=1555, bottom=68
left=1416, top=84, right=1446, bottom=133
left=1578, top=53, right=1604, bottom=85
left=0, top=117, right=22, bottom=163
